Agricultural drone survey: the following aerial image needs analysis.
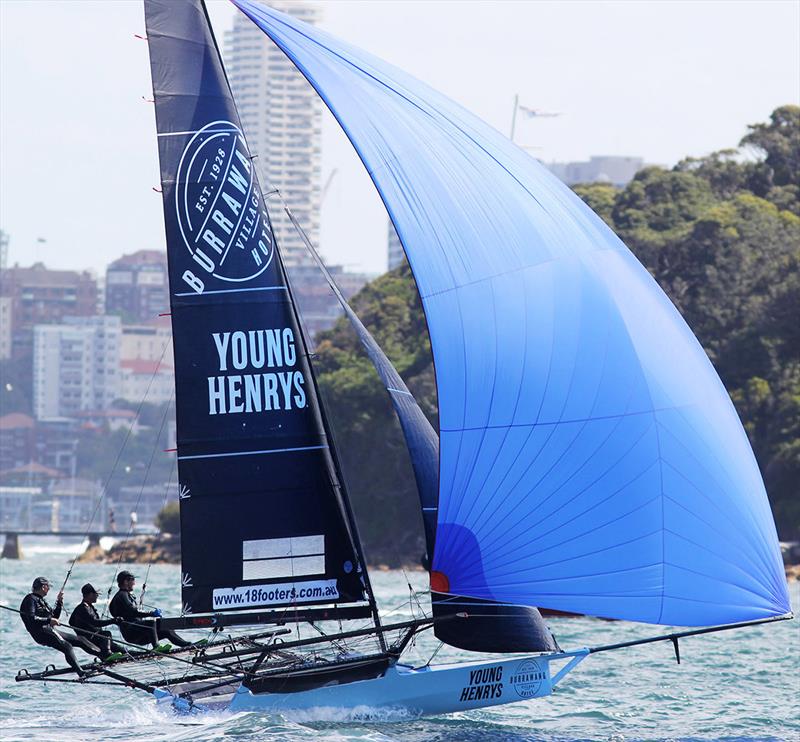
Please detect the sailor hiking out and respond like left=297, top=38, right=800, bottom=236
left=69, top=583, right=126, bottom=661
left=109, top=571, right=192, bottom=650
left=19, top=576, right=105, bottom=678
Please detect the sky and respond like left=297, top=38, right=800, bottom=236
left=1, top=0, right=798, bottom=276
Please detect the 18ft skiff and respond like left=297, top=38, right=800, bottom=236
left=16, top=0, right=791, bottom=718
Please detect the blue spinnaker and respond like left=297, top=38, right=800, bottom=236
left=232, top=0, right=790, bottom=625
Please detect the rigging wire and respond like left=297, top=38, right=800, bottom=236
left=424, top=640, right=444, bottom=668
left=59, top=334, right=174, bottom=595
left=402, top=568, right=427, bottom=619
left=138, top=456, right=178, bottom=610
left=101, top=388, right=176, bottom=617
left=263, top=187, right=319, bottom=354
left=270, top=185, right=393, bottom=650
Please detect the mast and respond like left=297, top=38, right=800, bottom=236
left=144, top=0, right=374, bottom=620
left=196, top=0, right=382, bottom=640
left=294, top=328, right=387, bottom=646
left=255, top=201, right=385, bottom=641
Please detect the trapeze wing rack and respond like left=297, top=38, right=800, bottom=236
left=158, top=604, right=374, bottom=631
left=14, top=627, right=294, bottom=688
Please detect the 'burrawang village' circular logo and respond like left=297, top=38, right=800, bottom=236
left=510, top=659, right=546, bottom=699
left=175, top=120, right=275, bottom=293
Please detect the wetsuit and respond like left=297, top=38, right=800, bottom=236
left=19, top=592, right=103, bottom=675
left=68, top=602, right=125, bottom=657
left=109, top=589, right=190, bottom=647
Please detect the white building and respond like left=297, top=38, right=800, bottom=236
left=121, top=319, right=173, bottom=364
left=33, top=316, right=121, bottom=420
left=120, top=359, right=174, bottom=405
left=224, top=1, right=321, bottom=268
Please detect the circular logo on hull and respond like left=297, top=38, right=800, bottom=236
left=175, top=120, right=275, bottom=284
left=511, top=659, right=545, bottom=699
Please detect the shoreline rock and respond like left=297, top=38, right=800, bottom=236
left=76, top=534, right=181, bottom=564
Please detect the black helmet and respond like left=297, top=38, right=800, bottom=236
left=81, top=583, right=99, bottom=596
left=117, top=570, right=136, bottom=585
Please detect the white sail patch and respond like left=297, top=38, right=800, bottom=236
left=207, top=328, right=307, bottom=413
left=243, top=556, right=323, bottom=581
left=242, top=535, right=325, bottom=581
left=244, top=534, right=324, bottom=559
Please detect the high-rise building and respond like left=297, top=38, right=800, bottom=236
left=224, top=1, right=321, bottom=268
left=32, top=316, right=120, bottom=420
left=387, top=220, right=406, bottom=271
left=0, top=263, right=98, bottom=361
left=105, top=250, right=169, bottom=323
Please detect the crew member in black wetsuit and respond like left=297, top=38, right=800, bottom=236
left=109, top=571, right=191, bottom=649
left=19, top=576, right=105, bottom=677
left=69, top=583, right=125, bottom=660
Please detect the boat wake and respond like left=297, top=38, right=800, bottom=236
left=285, top=704, right=419, bottom=724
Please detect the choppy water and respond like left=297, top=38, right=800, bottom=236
left=0, top=547, right=798, bottom=741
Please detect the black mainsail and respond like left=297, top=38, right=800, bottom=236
left=144, top=0, right=370, bottom=618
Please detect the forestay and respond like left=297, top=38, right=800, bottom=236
left=232, top=0, right=789, bottom=626
left=145, top=0, right=367, bottom=615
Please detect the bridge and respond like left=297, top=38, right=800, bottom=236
left=0, top=530, right=150, bottom=559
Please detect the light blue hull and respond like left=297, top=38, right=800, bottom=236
left=218, top=652, right=585, bottom=718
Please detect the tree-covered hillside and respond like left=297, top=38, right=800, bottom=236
left=316, top=106, right=800, bottom=564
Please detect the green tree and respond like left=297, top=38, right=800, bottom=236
left=674, top=149, right=752, bottom=201
left=155, top=501, right=180, bottom=535
left=740, top=105, right=800, bottom=214
left=741, top=105, right=800, bottom=189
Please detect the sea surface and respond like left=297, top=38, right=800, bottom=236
left=0, top=542, right=798, bottom=742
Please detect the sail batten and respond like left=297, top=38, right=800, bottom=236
left=232, top=0, right=789, bottom=626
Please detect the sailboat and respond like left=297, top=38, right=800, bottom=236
left=15, top=0, right=791, bottom=717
